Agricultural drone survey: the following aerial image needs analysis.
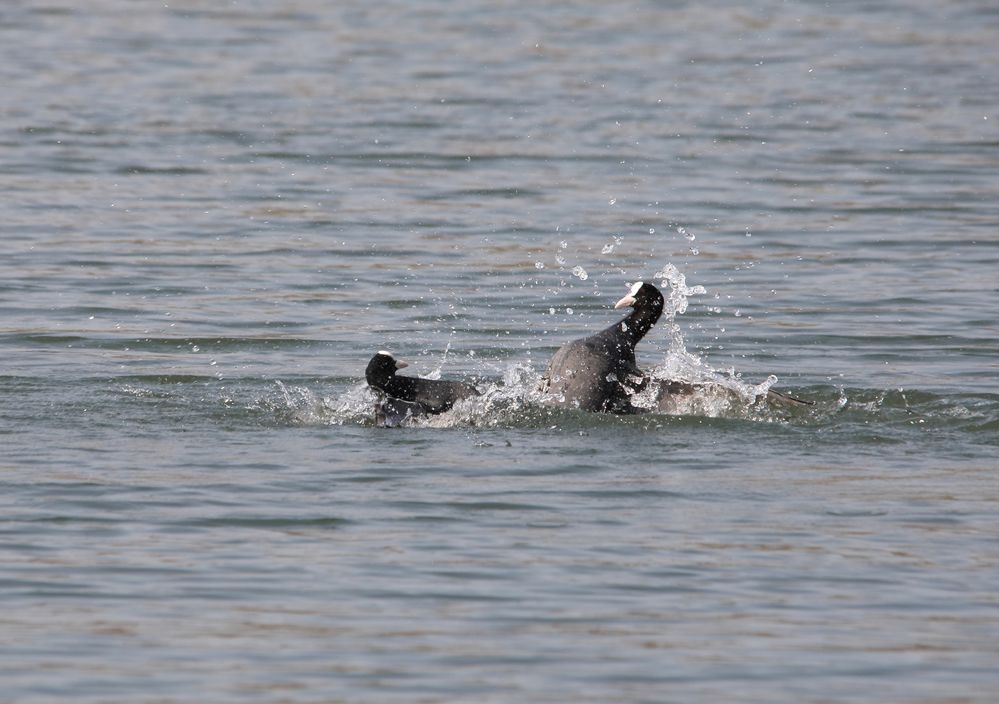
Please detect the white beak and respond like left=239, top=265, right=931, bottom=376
left=614, top=280, right=644, bottom=309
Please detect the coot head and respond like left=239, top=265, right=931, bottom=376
left=365, top=350, right=409, bottom=390
left=614, top=281, right=663, bottom=311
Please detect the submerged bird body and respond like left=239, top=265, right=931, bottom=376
left=650, top=378, right=813, bottom=411
left=365, top=351, right=479, bottom=426
left=542, top=281, right=664, bottom=413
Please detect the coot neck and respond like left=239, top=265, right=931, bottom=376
left=618, top=294, right=664, bottom=346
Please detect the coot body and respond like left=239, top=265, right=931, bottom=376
left=541, top=281, right=664, bottom=413
left=365, top=351, right=479, bottom=426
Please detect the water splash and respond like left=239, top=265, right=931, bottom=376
left=263, top=266, right=813, bottom=427
left=676, top=225, right=699, bottom=255
left=654, top=263, right=706, bottom=319
left=270, top=380, right=367, bottom=426
left=652, top=263, right=708, bottom=369
left=601, top=235, right=623, bottom=254
left=265, top=365, right=809, bottom=429
left=268, top=363, right=552, bottom=429
left=419, top=363, right=551, bottom=428
left=626, top=263, right=789, bottom=417
left=423, top=339, right=452, bottom=380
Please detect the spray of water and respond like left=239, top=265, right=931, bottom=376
left=265, top=263, right=807, bottom=428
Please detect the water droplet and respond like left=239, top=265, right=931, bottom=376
left=549, top=307, right=555, bottom=315
left=601, top=243, right=615, bottom=254
left=535, top=261, right=545, bottom=269
left=608, top=197, right=617, bottom=205
left=566, top=307, right=574, bottom=315
left=571, top=265, right=588, bottom=280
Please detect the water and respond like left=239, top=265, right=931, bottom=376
left=2, top=0, right=998, bottom=701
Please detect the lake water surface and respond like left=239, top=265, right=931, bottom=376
left=2, top=1, right=998, bottom=702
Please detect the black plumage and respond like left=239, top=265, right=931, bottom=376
left=541, top=281, right=664, bottom=413
left=365, top=351, right=479, bottom=426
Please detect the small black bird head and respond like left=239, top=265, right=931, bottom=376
left=611, top=280, right=666, bottom=344
left=365, top=350, right=409, bottom=390
left=614, top=281, right=663, bottom=311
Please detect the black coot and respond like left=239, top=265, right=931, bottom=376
left=541, top=281, right=664, bottom=413
left=365, top=351, right=480, bottom=426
